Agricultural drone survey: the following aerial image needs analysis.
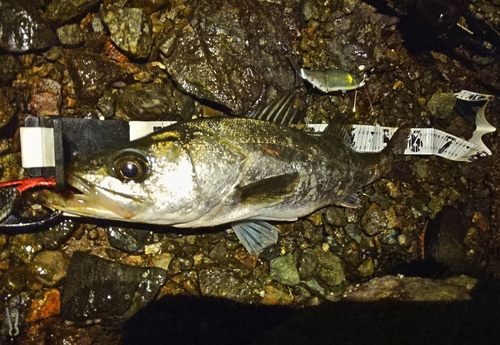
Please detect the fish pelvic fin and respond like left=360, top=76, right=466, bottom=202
left=231, top=221, right=279, bottom=255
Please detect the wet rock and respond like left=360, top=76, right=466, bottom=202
left=107, top=227, right=150, bottom=253
left=44, top=0, right=101, bottom=25
left=297, top=249, right=319, bottom=280
left=0, top=90, right=15, bottom=128
left=9, top=234, right=43, bottom=263
left=66, top=51, right=125, bottom=105
left=25, top=288, right=61, bottom=322
left=324, top=207, right=347, bottom=227
left=28, top=78, right=62, bottom=116
left=1, top=265, right=27, bottom=293
left=61, top=252, right=167, bottom=327
left=0, top=55, right=22, bottom=86
left=162, top=0, right=296, bottom=115
left=427, top=92, right=457, bottom=119
left=270, top=253, right=300, bottom=286
left=381, top=228, right=400, bottom=245
left=362, top=204, right=388, bottom=236
left=344, top=223, right=363, bottom=244
left=57, top=24, right=85, bottom=47
left=316, top=248, right=345, bottom=287
left=35, top=219, right=79, bottom=250
left=198, top=267, right=259, bottom=300
left=121, top=0, right=170, bottom=15
left=30, top=251, right=69, bottom=287
left=261, top=284, right=294, bottom=305
left=357, top=257, right=374, bottom=277
left=424, top=207, right=470, bottom=274
left=102, top=7, right=153, bottom=60
left=96, top=90, right=117, bottom=118
left=344, top=275, right=477, bottom=302
left=149, top=252, right=173, bottom=271
left=0, top=1, right=58, bottom=52
left=116, top=83, right=188, bottom=120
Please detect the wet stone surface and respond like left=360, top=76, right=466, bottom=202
left=61, top=251, right=167, bottom=327
left=0, top=0, right=499, bottom=343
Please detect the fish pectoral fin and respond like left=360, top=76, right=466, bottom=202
left=235, top=173, right=300, bottom=205
left=231, top=221, right=279, bottom=255
left=339, top=193, right=361, bottom=208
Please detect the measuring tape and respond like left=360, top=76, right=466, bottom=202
left=20, top=90, right=496, bottom=176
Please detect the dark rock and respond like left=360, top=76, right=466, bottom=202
left=66, top=51, right=125, bottom=105
left=35, top=219, right=79, bottom=250
left=115, top=82, right=185, bottom=120
left=0, top=55, right=22, bottom=85
left=57, top=24, right=85, bottom=47
left=162, top=0, right=297, bottom=115
left=0, top=1, right=58, bottom=52
left=0, top=90, right=15, bottom=128
left=61, top=251, right=167, bottom=327
left=362, top=204, right=388, bottom=236
left=107, top=227, right=150, bottom=253
left=44, top=0, right=101, bottom=25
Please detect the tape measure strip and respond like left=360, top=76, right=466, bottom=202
left=21, top=90, right=496, bottom=168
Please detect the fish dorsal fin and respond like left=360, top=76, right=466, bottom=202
left=323, top=114, right=353, bottom=147
left=235, top=173, right=300, bottom=205
left=231, top=221, right=279, bottom=255
left=248, top=91, right=306, bottom=128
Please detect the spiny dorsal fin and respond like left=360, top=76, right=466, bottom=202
left=323, top=114, right=354, bottom=147
left=248, top=91, right=306, bottom=128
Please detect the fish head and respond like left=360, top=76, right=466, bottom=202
left=38, top=130, right=203, bottom=224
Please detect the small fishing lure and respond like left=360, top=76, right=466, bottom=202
left=300, top=68, right=365, bottom=93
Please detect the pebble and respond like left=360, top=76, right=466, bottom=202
left=270, top=253, right=300, bottom=286
left=25, top=289, right=61, bottom=322
left=30, top=251, right=68, bottom=287
left=362, top=204, right=388, bottom=236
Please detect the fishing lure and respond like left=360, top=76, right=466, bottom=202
left=300, top=68, right=365, bottom=93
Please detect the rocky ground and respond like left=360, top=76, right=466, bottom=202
left=0, top=0, right=500, bottom=344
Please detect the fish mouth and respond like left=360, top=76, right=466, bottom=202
left=37, top=174, right=145, bottom=220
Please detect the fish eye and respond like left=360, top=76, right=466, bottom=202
left=113, top=152, right=149, bottom=182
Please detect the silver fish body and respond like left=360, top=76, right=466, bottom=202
left=38, top=115, right=396, bottom=253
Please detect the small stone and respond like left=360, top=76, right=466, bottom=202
left=149, top=252, right=173, bottom=271
left=103, top=8, right=153, bottom=59
left=324, top=207, right=347, bottom=227
left=0, top=92, right=15, bottom=128
left=345, top=223, right=363, bottom=244
left=28, top=78, right=62, bottom=116
left=297, top=249, right=319, bottom=279
left=57, top=24, right=85, bottom=47
left=270, top=253, right=300, bottom=286
left=362, top=204, right=388, bottom=236
left=30, top=251, right=68, bottom=287
left=261, top=284, right=294, bottom=305
left=44, top=0, right=101, bottom=25
left=427, top=92, right=456, bottom=119
left=357, top=257, right=374, bottom=277
left=25, top=289, right=61, bottom=322
left=381, top=229, right=400, bottom=245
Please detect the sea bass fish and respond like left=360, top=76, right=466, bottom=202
left=38, top=92, right=405, bottom=254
